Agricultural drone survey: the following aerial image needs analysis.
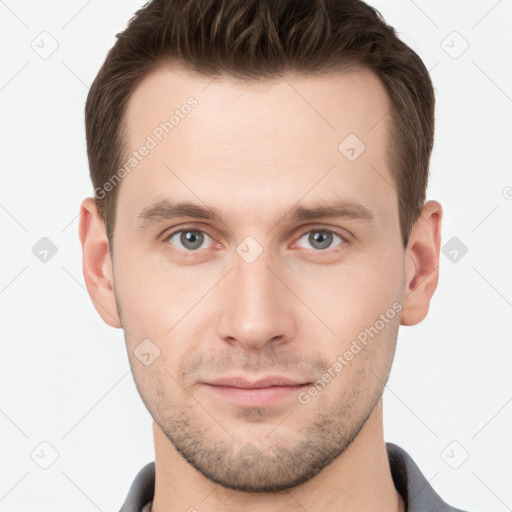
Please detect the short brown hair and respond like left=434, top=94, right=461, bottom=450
left=85, top=0, right=435, bottom=250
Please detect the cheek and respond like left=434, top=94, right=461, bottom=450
left=128, top=353, right=174, bottom=417
left=115, top=260, right=204, bottom=373
left=114, top=252, right=185, bottom=335
left=292, top=261, right=397, bottom=336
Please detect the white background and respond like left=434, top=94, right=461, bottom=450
left=1, top=0, right=511, bottom=511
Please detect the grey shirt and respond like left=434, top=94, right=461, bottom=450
left=119, top=442, right=470, bottom=512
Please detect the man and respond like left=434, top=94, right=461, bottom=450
left=78, top=0, right=470, bottom=511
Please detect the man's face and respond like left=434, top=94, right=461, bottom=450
left=112, top=66, right=406, bottom=491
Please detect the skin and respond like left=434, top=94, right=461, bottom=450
left=79, top=64, right=442, bottom=512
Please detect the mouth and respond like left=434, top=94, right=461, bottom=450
left=203, top=376, right=311, bottom=407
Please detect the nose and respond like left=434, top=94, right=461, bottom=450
left=216, top=247, right=297, bottom=350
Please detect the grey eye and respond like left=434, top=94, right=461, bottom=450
left=297, top=230, right=343, bottom=251
left=169, top=230, right=211, bottom=251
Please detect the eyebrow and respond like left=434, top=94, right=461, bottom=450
left=137, top=198, right=376, bottom=227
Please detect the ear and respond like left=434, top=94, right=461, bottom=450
left=78, top=197, right=121, bottom=328
left=401, top=200, right=443, bottom=326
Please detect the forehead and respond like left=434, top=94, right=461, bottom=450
left=124, top=64, right=391, bottom=146
left=118, top=65, right=396, bottom=230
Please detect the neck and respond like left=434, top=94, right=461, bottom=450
left=151, top=399, right=402, bottom=512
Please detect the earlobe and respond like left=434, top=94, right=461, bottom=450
left=400, top=200, right=443, bottom=327
left=78, top=197, right=121, bottom=328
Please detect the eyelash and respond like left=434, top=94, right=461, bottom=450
left=162, top=225, right=350, bottom=254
